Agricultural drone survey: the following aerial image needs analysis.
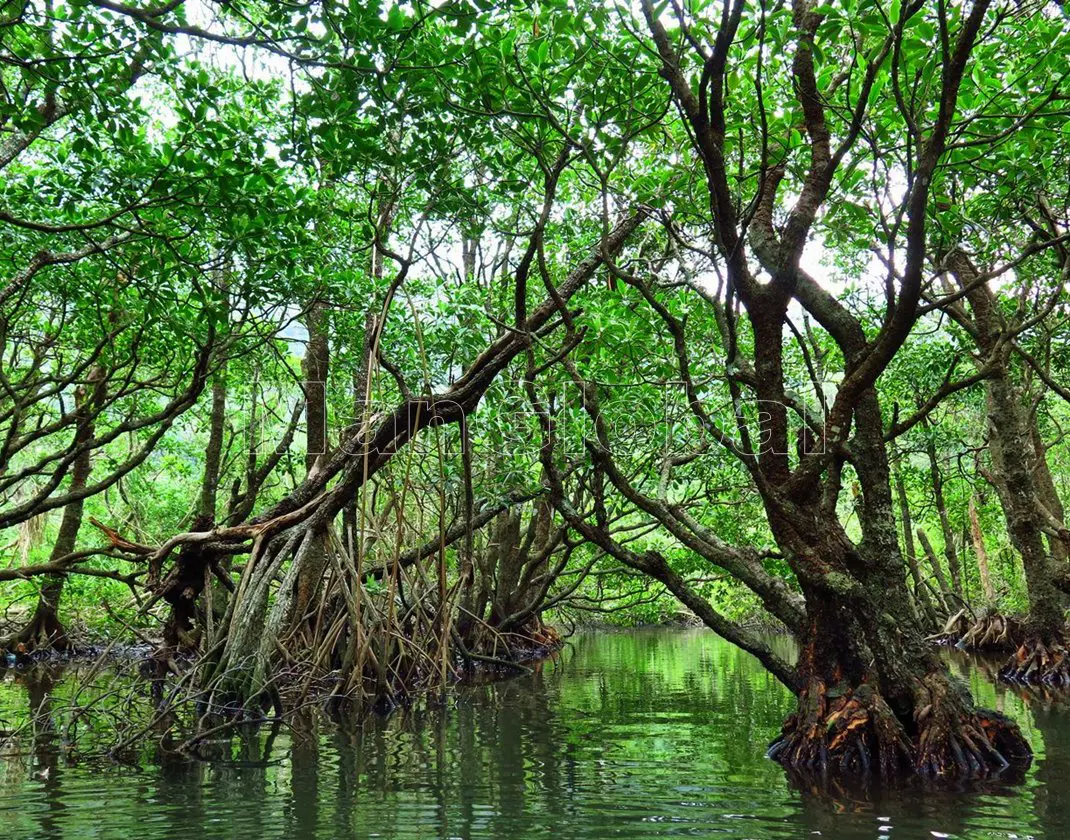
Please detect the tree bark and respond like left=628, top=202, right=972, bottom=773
left=969, top=496, right=996, bottom=606
left=198, top=371, right=227, bottom=523
left=4, top=368, right=104, bottom=652
left=162, top=369, right=227, bottom=652
left=917, top=527, right=953, bottom=614
left=946, top=251, right=1069, bottom=656
left=895, top=464, right=938, bottom=627
left=768, top=392, right=1029, bottom=778
left=303, top=301, right=330, bottom=475
left=294, top=301, right=331, bottom=629
left=925, top=432, right=963, bottom=598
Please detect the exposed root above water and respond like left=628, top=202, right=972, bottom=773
left=959, top=613, right=1019, bottom=651
left=768, top=679, right=914, bottom=778
left=455, top=621, right=562, bottom=675
left=999, top=637, right=1070, bottom=686
left=195, top=615, right=568, bottom=726
left=768, top=676, right=1031, bottom=782
left=928, top=609, right=1020, bottom=652
left=0, top=608, right=72, bottom=658
left=913, top=674, right=1029, bottom=778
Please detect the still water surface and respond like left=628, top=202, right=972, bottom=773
left=0, top=628, right=1067, bottom=839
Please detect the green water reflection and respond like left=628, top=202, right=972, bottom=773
left=0, top=629, right=1065, bottom=839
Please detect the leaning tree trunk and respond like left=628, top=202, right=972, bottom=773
left=193, top=208, right=648, bottom=707
left=1031, top=423, right=1070, bottom=565
left=925, top=431, right=964, bottom=601
left=895, top=464, right=939, bottom=628
left=917, top=527, right=953, bottom=615
left=968, top=496, right=996, bottom=607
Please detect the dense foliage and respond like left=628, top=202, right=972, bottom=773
left=3, top=0, right=1070, bottom=782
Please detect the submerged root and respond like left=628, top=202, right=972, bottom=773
left=769, top=676, right=1031, bottom=783
left=998, top=637, right=1070, bottom=686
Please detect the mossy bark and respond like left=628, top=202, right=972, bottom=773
left=768, top=390, right=1030, bottom=779
left=946, top=250, right=1070, bottom=681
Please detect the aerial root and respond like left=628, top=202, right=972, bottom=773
left=915, top=706, right=1027, bottom=778
left=769, top=677, right=1032, bottom=782
left=0, top=609, right=72, bottom=659
left=768, top=680, right=913, bottom=779
left=928, top=610, right=1018, bottom=652
left=913, top=671, right=1030, bottom=779
left=998, top=637, right=1070, bottom=686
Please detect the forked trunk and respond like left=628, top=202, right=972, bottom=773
left=769, top=392, right=1030, bottom=779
